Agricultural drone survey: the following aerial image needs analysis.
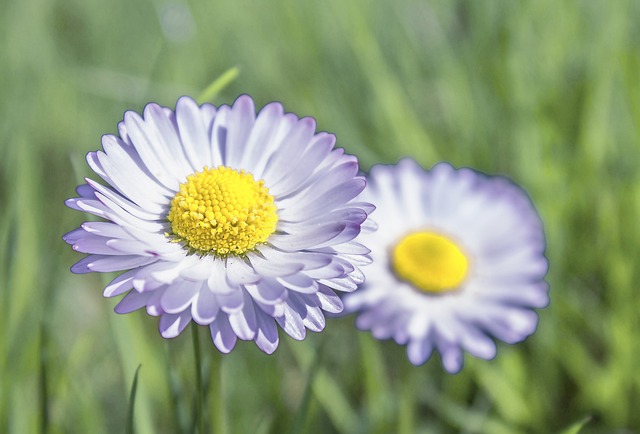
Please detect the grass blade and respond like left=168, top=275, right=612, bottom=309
left=288, top=340, right=358, bottom=433
left=126, top=365, right=142, bottom=434
left=197, top=66, right=241, bottom=104
left=288, top=344, right=322, bottom=434
left=558, top=416, right=592, bottom=434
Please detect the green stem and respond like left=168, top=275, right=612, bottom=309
left=209, top=349, right=226, bottom=434
left=397, top=364, right=416, bottom=434
left=192, top=323, right=205, bottom=434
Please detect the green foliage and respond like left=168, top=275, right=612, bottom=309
left=1, top=0, right=640, bottom=433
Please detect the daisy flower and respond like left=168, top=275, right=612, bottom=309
left=64, top=95, right=373, bottom=354
left=343, top=159, right=549, bottom=373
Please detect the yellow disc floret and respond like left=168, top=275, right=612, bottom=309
left=392, top=231, right=469, bottom=293
left=167, top=166, right=278, bottom=257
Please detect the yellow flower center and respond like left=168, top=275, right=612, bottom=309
left=391, top=231, right=469, bottom=293
left=167, top=166, right=278, bottom=257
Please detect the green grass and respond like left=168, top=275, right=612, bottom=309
left=2, top=0, right=640, bottom=432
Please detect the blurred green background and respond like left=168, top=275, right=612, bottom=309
left=2, top=0, right=640, bottom=433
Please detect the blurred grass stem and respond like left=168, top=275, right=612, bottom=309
left=38, top=323, right=49, bottom=434
left=288, top=340, right=323, bottom=434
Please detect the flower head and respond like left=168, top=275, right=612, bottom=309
left=343, top=159, right=549, bottom=373
left=64, top=95, right=373, bottom=354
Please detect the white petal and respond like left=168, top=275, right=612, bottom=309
left=114, top=290, right=152, bottom=314
left=71, top=254, right=157, bottom=273
left=209, top=105, right=230, bottom=166
left=94, top=191, right=166, bottom=233
left=81, top=221, right=131, bottom=239
left=261, top=117, right=316, bottom=186
left=228, top=290, right=257, bottom=340
left=144, top=102, right=192, bottom=176
left=179, top=255, right=216, bottom=281
left=248, top=112, right=298, bottom=178
left=247, top=253, right=303, bottom=278
left=124, top=109, right=181, bottom=190
left=192, top=286, right=220, bottom=325
left=104, top=269, right=137, bottom=297
left=145, top=287, right=165, bottom=316
left=206, top=260, right=237, bottom=294
left=312, top=285, right=343, bottom=313
left=67, top=196, right=108, bottom=218
left=210, top=314, right=237, bottom=353
left=176, top=96, right=213, bottom=169
left=159, top=311, right=192, bottom=338
left=223, top=95, right=256, bottom=169
left=217, top=289, right=244, bottom=313
left=275, top=302, right=306, bottom=341
left=293, top=294, right=325, bottom=332
left=160, top=280, right=200, bottom=313
left=460, top=327, right=497, bottom=360
left=72, top=235, right=120, bottom=255
left=245, top=279, right=288, bottom=305
left=269, top=133, right=337, bottom=198
left=133, top=260, right=186, bottom=287
left=438, top=344, right=464, bottom=374
left=318, top=277, right=358, bottom=292
left=237, top=101, right=283, bottom=171
left=97, top=137, right=172, bottom=208
left=269, top=223, right=349, bottom=252
left=254, top=309, right=279, bottom=354
left=277, top=274, right=318, bottom=294
left=224, top=257, right=261, bottom=285
left=63, top=227, right=89, bottom=245
left=278, top=178, right=365, bottom=222
left=407, top=338, right=434, bottom=365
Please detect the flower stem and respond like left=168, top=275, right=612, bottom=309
left=192, top=323, right=205, bottom=434
left=397, top=363, right=416, bottom=434
left=209, top=349, right=227, bottom=434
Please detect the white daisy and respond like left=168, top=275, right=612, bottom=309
left=64, top=95, right=373, bottom=354
left=343, top=159, right=549, bottom=373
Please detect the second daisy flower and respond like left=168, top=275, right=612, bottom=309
left=344, top=159, right=549, bottom=373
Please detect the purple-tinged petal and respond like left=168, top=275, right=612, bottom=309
left=104, top=269, right=138, bottom=297
left=210, top=314, right=237, bottom=353
left=275, top=302, right=306, bottom=341
left=228, top=290, right=257, bottom=340
left=192, top=286, right=219, bottom=325
left=254, top=310, right=279, bottom=354
left=160, top=279, right=200, bottom=314
left=114, top=290, right=152, bottom=314
left=159, top=311, right=192, bottom=338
